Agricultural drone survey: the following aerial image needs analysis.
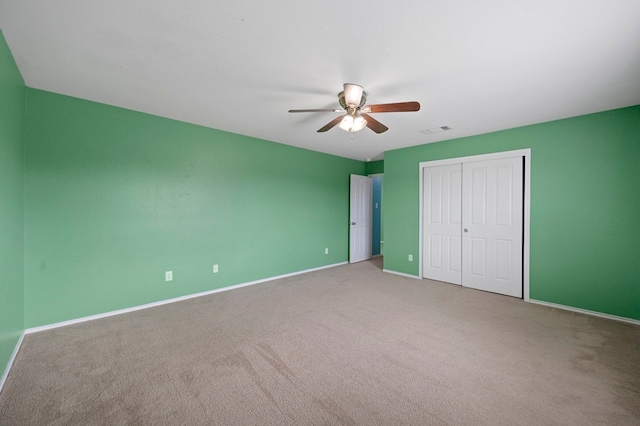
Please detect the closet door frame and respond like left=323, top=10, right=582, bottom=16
left=418, top=149, right=531, bottom=301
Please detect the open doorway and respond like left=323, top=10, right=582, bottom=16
left=349, top=173, right=383, bottom=269
left=371, top=174, right=383, bottom=257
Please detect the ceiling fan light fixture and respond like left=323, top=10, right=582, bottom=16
left=343, top=83, right=364, bottom=107
left=339, top=114, right=367, bottom=132
left=338, top=115, right=353, bottom=131
left=353, top=115, right=367, bottom=131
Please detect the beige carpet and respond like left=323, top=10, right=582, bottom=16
left=1, top=258, right=639, bottom=425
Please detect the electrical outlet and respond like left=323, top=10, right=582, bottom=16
left=213, top=264, right=219, bottom=273
left=325, top=248, right=329, bottom=254
left=408, top=254, right=413, bottom=262
left=165, top=271, right=173, bottom=281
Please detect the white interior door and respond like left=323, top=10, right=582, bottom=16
left=422, top=164, right=462, bottom=284
left=462, top=157, right=523, bottom=297
left=350, top=174, right=372, bottom=263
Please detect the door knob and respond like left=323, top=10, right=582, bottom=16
left=351, top=222, right=356, bottom=225
left=464, top=228, right=468, bottom=233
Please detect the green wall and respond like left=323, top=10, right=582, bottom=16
left=365, top=160, right=384, bottom=175
left=24, top=89, right=365, bottom=327
left=0, top=31, right=25, bottom=377
left=383, top=105, right=640, bottom=320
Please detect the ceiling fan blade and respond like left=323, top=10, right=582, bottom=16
left=289, top=108, right=342, bottom=113
left=343, top=83, right=364, bottom=106
left=361, top=113, right=388, bottom=134
left=363, top=101, right=420, bottom=113
left=317, top=116, right=344, bottom=132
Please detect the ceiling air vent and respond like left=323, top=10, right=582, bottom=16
left=420, top=126, right=452, bottom=135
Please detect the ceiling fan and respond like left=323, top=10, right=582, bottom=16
left=288, top=83, right=420, bottom=134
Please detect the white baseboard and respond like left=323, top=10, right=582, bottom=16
left=378, top=274, right=639, bottom=326
left=383, top=269, right=421, bottom=279
left=0, top=332, right=25, bottom=395
left=26, top=262, right=348, bottom=335
left=528, top=299, right=640, bottom=326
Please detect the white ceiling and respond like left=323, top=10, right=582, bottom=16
left=1, top=1, right=639, bottom=161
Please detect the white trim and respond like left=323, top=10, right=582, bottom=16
left=523, top=152, right=531, bottom=301
left=0, top=332, right=25, bottom=394
left=418, top=149, right=531, bottom=168
left=26, top=262, right=347, bottom=335
left=383, top=269, right=421, bottom=279
left=418, top=149, right=531, bottom=300
left=418, top=165, right=424, bottom=278
left=528, top=299, right=640, bottom=326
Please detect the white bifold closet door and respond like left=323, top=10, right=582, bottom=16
left=423, top=156, right=523, bottom=298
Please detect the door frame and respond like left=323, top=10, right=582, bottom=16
left=418, top=149, right=531, bottom=300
